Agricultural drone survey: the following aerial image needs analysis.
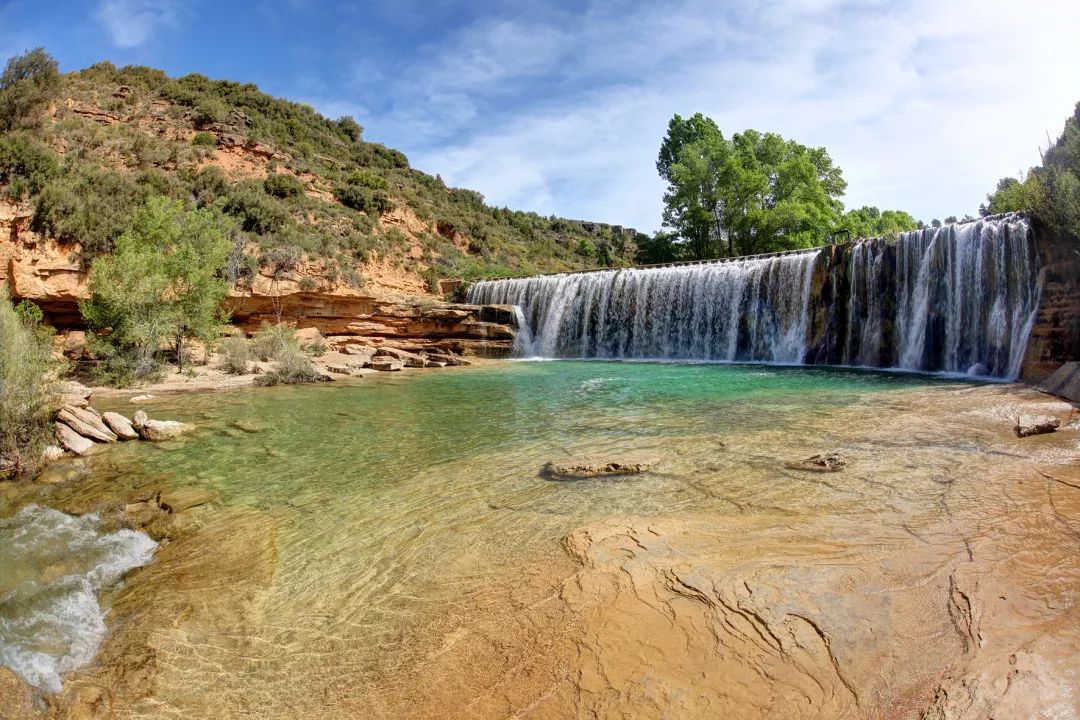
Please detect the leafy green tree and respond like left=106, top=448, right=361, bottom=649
left=0, top=287, right=57, bottom=480
left=658, top=114, right=847, bottom=259
left=835, top=206, right=919, bottom=240
left=81, top=196, right=235, bottom=381
left=0, top=48, right=60, bottom=131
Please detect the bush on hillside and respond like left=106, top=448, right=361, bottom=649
left=264, top=172, right=304, bottom=199
left=32, top=164, right=151, bottom=259
left=0, top=288, right=57, bottom=480
left=222, top=181, right=290, bottom=233
left=0, top=132, right=59, bottom=197
left=191, top=131, right=217, bottom=146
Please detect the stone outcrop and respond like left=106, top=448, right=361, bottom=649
left=1021, top=221, right=1080, bottom=382
left=131, top=411, right=196, bottom=442
left=57, top=407, right=116, bottom=443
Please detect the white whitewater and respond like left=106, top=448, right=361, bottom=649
left=0, top=505, right=157, bottom=694
left=469, top=251, right=821, bottom=363
left=468, top=215, right=1040, bottom=380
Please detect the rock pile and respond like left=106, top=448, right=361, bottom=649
left=48, top=382, right=196, bottom=461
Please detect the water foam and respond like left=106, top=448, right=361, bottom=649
left=0, top=505, right=157, bottom=694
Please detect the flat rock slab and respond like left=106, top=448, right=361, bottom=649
left=102, top=411, right=139, bottom=440
left=58, top=407, right=116, bottom=443
left=544, top=455, right=658, bottom=479
left=55, top=422, right=95, bottom=456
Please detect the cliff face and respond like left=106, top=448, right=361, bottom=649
left=1019, top=221, right=1080, bottom=382
left=0, top=199, right=516, bottom=356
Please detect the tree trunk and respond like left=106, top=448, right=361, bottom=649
left=176, top=333, right=184, bottom=373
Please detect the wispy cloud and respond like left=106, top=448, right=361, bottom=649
left=96, top=0, right=181, bottom=48
left=340, top=0, right=1080, bottom=231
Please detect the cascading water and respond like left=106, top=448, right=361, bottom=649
left=467, top=214, right=1041, bottom=379
left=468, top=251, right=821, bottom=363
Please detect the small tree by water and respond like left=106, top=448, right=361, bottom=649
left=80, top=196, right=235, bottom=384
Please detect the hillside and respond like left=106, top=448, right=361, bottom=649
left=0, top=59, right=642, bottom=308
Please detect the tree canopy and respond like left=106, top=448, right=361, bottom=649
left=653, top=113, right=916, bottom=261
left=80, top=196, right=235, bottom=382
left=0, top=47, right=60, bottom=131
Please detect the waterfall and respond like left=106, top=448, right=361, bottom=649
left=468, top=250, right=821, bottom=363
left=467, top=214, right=1040, bottom=380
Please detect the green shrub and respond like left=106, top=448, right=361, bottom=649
left=0, top=132, right=59, bottom=197
left=223, top=181, right=290, bottom=233
left=80, top=196, right=235, bottom=381
left=13, top=299, right=44, bottom=326
left=0, top=288, right=57, bottom=479
left=32, top=164, right=150, bottom=259
left=264, top=172, right=304, bottom=199
left=191, top=131, right=217, bottom=146
left=218, top=335, right=253, bottom=375
left=257, top=344, right=322, bottom=386
left=251, top=322, right=322, bottom=385
left=334, top=182, right=393, bottom=215
left=298, top=277, right=317, bottom=292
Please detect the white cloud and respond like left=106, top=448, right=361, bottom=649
left=96, top=0, right=180, bottom=48
left=354, top=0, right=1080, bottom=232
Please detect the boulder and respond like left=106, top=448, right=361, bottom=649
left=56, top=380, right=93, bottom=408
left=341, top=345, right=376, bottom=364
left=295, top=327, right=325, bottom=348
left=56, top=422, right=95, bottom=456
left=375, top=346, right=427, bottom=367
left=102, top=411, right=139, bottom=440
left=57, top=407, right=116, bottom=443
left=131, top=410, right=196, bottom=442
left=129, top=394, right=156, bottom=404
left=61, top=330, right=88, bottom=359
left=369, top=358, right=404, bottom=372
left=324, top=364, right=356, bottom=375
left=786, top=452, right=848, bottom=472
left=543, top=455, right=657, bottom=479
left=427, top=352, right=471, bottom=367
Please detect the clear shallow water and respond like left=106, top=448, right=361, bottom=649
left=4, top=362, right=988, bottom=713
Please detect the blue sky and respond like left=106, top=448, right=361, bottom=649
left=1, top=0, right=1078, bottom=232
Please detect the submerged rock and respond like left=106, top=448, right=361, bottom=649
left=0, top=667, right=39, bottom=720
left=1014, top=416, right=1060, bottom=438
left=102, top=411, right=139, bottom=441
left=786, top=452, right=848, bottom=472
left=131, top=411, right=195, bottom=442
left=543, top=455, right=657, bottom=479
